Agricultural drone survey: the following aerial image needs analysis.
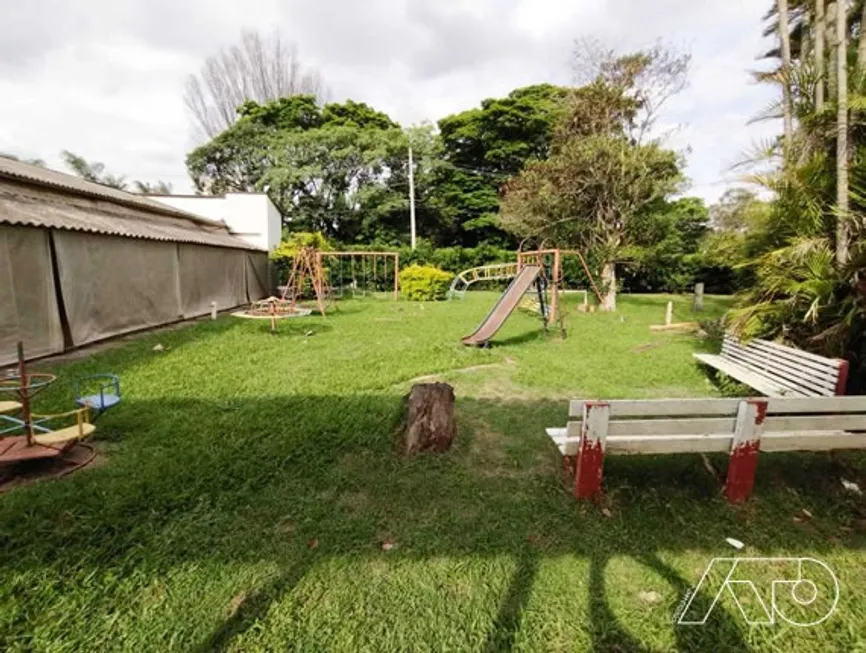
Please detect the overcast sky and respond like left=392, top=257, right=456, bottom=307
left=1, top=0, right=777, bottom=204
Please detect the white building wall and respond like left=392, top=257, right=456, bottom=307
left=152, top=196, right=225, bottom=223
left=150, top=193, right=282, bottom=251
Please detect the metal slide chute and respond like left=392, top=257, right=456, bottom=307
left=461, top=265, right=543, bottom=346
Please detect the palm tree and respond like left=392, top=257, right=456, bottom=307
left=858, top=0, right=866, bottom=69
left=816, top=0, right=826, bottom=108
left=779, top=0, right=795, bottom=156
left=836, top=0, right=850, bottom=264
left=61, top=150, right=128, bottom=190
left=133, top=180, right=173, bottom=194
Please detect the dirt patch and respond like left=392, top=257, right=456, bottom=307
left=403, top=358, right=517, bottom=386
left=467, top=417, right=507, bottom=460
left=463, top=416, right=556, bottom=480
left=337, top=490, right=370, bottom=513
left=227, top=591, right=249, bottom=618
left=0, top=443, right=108, bottom=492
left=632, top=342, right=665, bottom=353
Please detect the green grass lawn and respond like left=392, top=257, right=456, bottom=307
left=1, top=293, right=864, bottom=652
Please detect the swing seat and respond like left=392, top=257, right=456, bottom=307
left=32, top=423, right=96, bottom=446
left=76, top=393, right=121, bottom=411
left=30, top=408, right=95, bottom=447
left=0, top=401, right=22, bottom=415
left=74, top=375, right=121, bottom=414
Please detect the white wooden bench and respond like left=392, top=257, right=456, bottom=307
left=694, top=335, right=849, bottom=397
left=546, top=396, right=866, bottom=503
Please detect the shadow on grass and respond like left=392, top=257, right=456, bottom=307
left=195, top=556, right=315, bottom=653
left=489, top=328, right=551, bottom=348
left=0, top=393, right=863, bottom=650
left=482, top=546, right=540, bottom=653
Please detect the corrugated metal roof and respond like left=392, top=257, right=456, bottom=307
left=0, top=158, right=263, bottom=250
left=0, top=196, right=259, bottom=250
left=0, top=157, right=226, bottom=227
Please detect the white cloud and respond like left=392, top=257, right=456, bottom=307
left=0, top=0, right=778, bottom=203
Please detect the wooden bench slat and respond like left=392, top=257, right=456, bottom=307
left=720, top=353, right=834, bottom=397
left=571, top=395, right=866, bottom=419
left=741, top=339, right=843, bottom=377
left=694, top=336, right=850, bottom=398
left=722, top=340, right=840, bottom=385
left=607, top=417, right=737, bottom=436
left=566, top=415, right=863, bottom=439
left=721, top=347, right=837, bottom=395
left=547, top=427, right=866, bottom=456
left=767, top=396, right=866, bottom=413
left=732, top=336, right=844, bottom=369
left=569, top=397, right=741, bottom=418
left=692, top=354, right=805, bottom=396
left=764, top=414, right=866, bottom=433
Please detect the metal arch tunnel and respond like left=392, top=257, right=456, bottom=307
left=461, top=265, right=542, bottom=346
left=448, top=262, right=519, bottom=299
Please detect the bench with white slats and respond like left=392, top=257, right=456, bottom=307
left=693, top=336, right=848, bottom=397
left=545, top=396, right=866, bottom=503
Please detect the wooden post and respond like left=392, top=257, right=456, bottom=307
left=393, top=254, right=399, bottom=300
left=550, top=249, right=561, bottom=324
left=16, top=342, right=33, bottom=447
left=665, top=301, right=673, bottom=326
left=693, top=283, right=705, bottom=312
left=724, top=399, right=767, bottom=503
left=574, top=402, right=610, bottom=498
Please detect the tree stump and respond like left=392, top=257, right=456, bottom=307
left=400, top=383, right=456, bottom=455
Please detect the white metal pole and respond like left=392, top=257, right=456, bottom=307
left=408, top=145, right=417, bottom=250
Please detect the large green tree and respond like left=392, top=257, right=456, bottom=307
left=620, top=197, right=711, bottom=292
left=187, top=96, right=421, bottom=243
left=500, top=47, right=689, bottom=310
left=431, top=84, right=569, bottom=247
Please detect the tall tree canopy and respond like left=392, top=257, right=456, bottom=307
left=500, top=45, right=689, bottom=309
left=431, top=84, right=569, bottom=247
left=187, top=96, right=423, bottom=243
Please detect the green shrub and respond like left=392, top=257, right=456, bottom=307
left=399, top=265, right=454, bottom=301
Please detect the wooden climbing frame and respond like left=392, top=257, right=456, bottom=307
left=517, top=249, right=604, bottom=324
left=279, top=247, right=331, bottom=316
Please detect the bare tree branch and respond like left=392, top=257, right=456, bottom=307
left=184, top=28, right=329, bottom=141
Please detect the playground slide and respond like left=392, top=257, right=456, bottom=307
left=461, top=265, right=542, bottom=346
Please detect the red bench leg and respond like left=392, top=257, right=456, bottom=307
left=725, top=399, right=767, bottom=503
left=835, top=359, right=849, bottom=395
left=574, top=402, right=610, bottom=499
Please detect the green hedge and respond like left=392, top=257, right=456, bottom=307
left=398, top=265, right=454, bottom=301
